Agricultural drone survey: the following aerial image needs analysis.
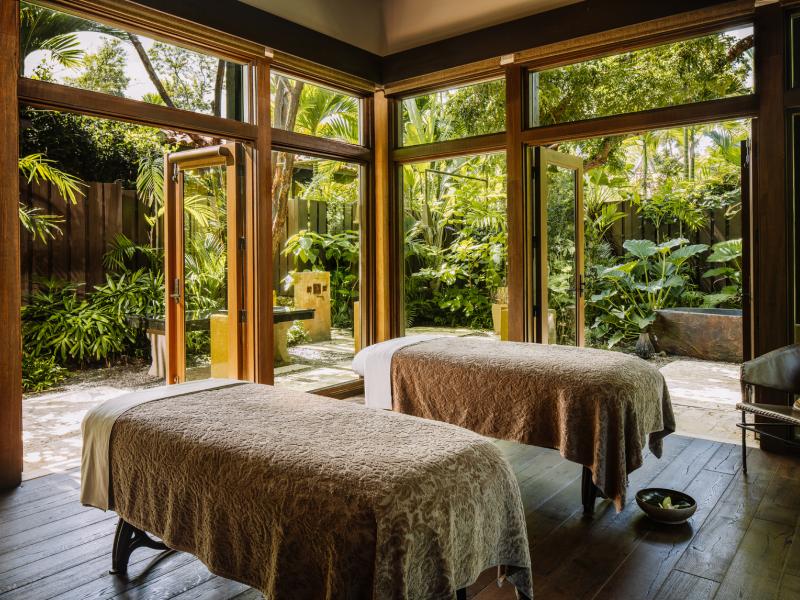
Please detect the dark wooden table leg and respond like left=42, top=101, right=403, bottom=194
left=581, top=466, right=599, bottom=514
left=110, top=518, right=170, bottom=575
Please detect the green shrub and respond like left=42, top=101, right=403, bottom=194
left=22, top=354, right=68, bottom=393
left=287, top=320, right=310, bottom=346
left=702, top=238, right=742, bottom=308
left=21, top=269, right=164, bottom=367
left=587, top=238, right=708, bottom=347
left=283, top=230, right=359, bottom=329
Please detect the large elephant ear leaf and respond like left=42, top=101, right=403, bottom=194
left=670, top=243, right=708, bottom=261
left=657, top=238, right=687, bottom=252
left=607, top=331, right=626, bottom=348
left=707, top=238, right=743, bottom=263
left=623, top=239, right=658, bottom=259
left=634, top=313, right=656, bottom=330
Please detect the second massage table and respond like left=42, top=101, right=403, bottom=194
left=353, top=336, right=675, bottom=512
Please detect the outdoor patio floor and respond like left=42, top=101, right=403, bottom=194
left=21, top=332, right=750, bottom=480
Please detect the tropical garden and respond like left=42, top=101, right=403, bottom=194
left=18, top=2, right=361, bottom=390
left=399, top=28, right=752, bottom=351
left=17, top=0, right=753, bottom=392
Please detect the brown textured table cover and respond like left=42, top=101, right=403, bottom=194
left=106, top=383, right=533, bottom=599
left=391, top=338, right=675, bottom=511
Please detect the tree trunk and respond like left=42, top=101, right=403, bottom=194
left=271, top=79, right=305, bottom=259
left=212, top=59, right=224, bottom=117
left=127, top=33, right=175, bottom=109
left=683, top=128, right=690, bottom=179
left=642, top=138, right=649, bottom=200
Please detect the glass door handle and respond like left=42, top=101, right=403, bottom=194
left=578, top=274, right=586, bottom=296
left=170, top=277, right=181, bottom=303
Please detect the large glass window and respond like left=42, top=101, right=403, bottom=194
left=270, top=72, right=361, bottom=145
left=401, top=153, right=508, bottom=338
left=552, top=120, right=750, bottom=351
left=271, top=152, right=361, bottom=391
left=399, top=79, right=506, bottom=147
left=528, top=27, right=754, bottom=127
left=20, top=2, right=247, bottom=120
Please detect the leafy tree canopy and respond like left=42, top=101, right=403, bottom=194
left=20, top=107, right=166, bottom=184
left=65, top=38, right=129, bottom=97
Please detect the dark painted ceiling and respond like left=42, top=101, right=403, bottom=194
left=136, top=0, right=742, bottom=84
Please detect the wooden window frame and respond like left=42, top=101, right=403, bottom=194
left=1, top=0, right=23, bottom=490
left=17, top=0, right=276, bottom=389
left=164, top=143, right=245, bottom=384
left=17, top=2, right=378, bottom=397
left=268, top=75, right=375, bottom=396
left=387, top=64, right=760, bottom=347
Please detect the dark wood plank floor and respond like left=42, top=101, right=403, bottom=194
left=1, top=435, right=798, bottom=599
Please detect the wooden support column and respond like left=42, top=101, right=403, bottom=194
left=752, top=4, right=792, bottom=450
left=0, top=0, right=22, bottom=490
left=506, top=64, right=527, bottom=342
left=253, top=58, right=273, bottom=383
left=373, top=89, right=393, bottom=342
left=753, top=5, right=790, bottom=363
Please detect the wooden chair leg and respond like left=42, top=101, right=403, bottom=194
left=741, top=409, right=748, bottom=475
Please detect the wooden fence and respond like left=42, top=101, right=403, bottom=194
left=608, top=202, right=742, bottom=251
left=19, top=178, right=150, bottom=297
left=606, top=202, right=742, bottom=292
left=273, top=197, right=358, bottom=291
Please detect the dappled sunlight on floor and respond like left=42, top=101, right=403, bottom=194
left=22, top=360, right=163, bottom=481
left=275, top=328, right=359, bottom=391
left=23, top=385, right=133, bottom=480
left=659, top=359, right=753, bottom=447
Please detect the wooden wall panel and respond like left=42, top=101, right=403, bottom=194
left=752, top=5, right=792, bottom=451
left=0, top=0, right=22, bottom=490
left=753, top=6, right=790, bottom=367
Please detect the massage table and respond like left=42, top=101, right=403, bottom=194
left=81, top=379, right=533, bottom=600
left=353, top=336, right=675, bottom=513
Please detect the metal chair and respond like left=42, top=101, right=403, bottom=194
left=737, top=344, right=800, bottom=473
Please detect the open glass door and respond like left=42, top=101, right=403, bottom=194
left=164, top=143, right=245, bottom=383
left=528, top=147, right=585, bottom=345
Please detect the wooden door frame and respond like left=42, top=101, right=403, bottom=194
left=0, top=0, right=22, bottom=490
left=527, top=146, right=585, bottom=345
left=164, top=143, right=244, bottom=384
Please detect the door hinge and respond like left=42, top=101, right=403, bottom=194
left=239, top=309, right=247, bottom=323
left=170, top=277, right=181, bottom=303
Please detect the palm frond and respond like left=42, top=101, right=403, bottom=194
left=18, top=204, right=64, bottom=243
left=18, top=153, right=84, bottom=203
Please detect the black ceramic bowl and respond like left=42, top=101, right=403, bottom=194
left=636, top=488, right=697, bottom=524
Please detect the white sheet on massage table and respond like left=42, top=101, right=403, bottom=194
left=80, top=378, right=246, bottom=510
left=352, top=335, right=445, bottom=409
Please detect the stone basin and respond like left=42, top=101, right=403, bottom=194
left=651, top=307, right=743, bottom=363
